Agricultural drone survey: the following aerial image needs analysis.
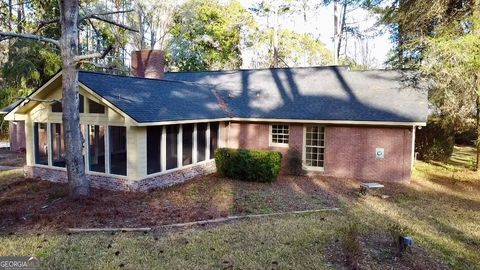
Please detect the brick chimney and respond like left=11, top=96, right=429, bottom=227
left=131, top=50, right=165, bottom=79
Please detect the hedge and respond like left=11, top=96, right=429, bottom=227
left=214, top=148, right=282, bottom=182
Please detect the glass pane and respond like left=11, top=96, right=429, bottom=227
left=51, top=123, right=65, bottom=167
left=166, top=125, right=179, bottom=170
left=271, top=124, right=289, bottom=144
left=304, top=126, right=325, bottom=168
left=109, top=126, right=127, bottom=175
left=197, top=123, right=207, bottom=162
left=89, top=99, right=105, bottom=114
left=183, top=124, right=193, bottom=166
left=79, top=94, right=84, bottom=113
left=34, top=123, right=48, bottom=165
left=147, top=126, right=162, bottom=174
left=209, top=122, right=219, bottom=158
left=51, top=101, right=62, bottom=112
left=89, top=125, right=105, bottom=173
left=51, top=95, right=84, bottom=113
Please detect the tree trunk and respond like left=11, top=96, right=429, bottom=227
left=16, top=0, right=24, bottom=33
left=333, top=0, right=339, bottom=65
left=59, top=0, right=90, bottom=198
left=336, top=0, right=347, bottom=62
left=476, top=86, right=480, bottom=171
left=272, top=4, right=279, bottom=68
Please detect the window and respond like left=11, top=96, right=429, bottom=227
left=109, top=126, right=127, bottom=175
left=197, top=123, right=207, bottom=162
left=88, top=99, right=105, bottom=114
left=51, top=101, right=62, bottom=112
left=34, top=123, right=48, bottom=165
left=166, top=125, right=179, bottom=170
left=51, top=123, right=66, bottom=167
left=147, top=126, right=162, bottom=174
left=88, top=125, right=105, bottom=173
left=51, top=94, right=84, bottom=113
left=304, top=126, right=325, bottom=169
left=209, top=122, right=219, bottom=157
left=270, top=124, right=289, bottom=145
left=182, top=124, right=193, bottom=166
left=79, top=94, right=84, bottom=113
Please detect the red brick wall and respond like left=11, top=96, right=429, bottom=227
left=324, top=126, right=413, bottom=182
left=225, top=122, right=303, bottom=171
left=9, top=121, right=26, bottom=151
left=225, top=122, right=413, bottom=182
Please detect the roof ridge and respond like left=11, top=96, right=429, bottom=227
left=79, top=70, right=215, bottom=88
left=165, top=65, right=351, bottom=75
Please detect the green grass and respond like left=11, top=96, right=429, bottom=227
left=0, top=213, right=340, bottom=269
left=0, top=147, right=479, bottom=269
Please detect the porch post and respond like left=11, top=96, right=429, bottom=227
left=24, top=118, right=35, bottom=166
left=126, top=126, right=147, bottom=180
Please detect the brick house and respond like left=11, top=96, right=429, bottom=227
left=2, top=50, right=428, bottom=192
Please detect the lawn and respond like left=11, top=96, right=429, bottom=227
left=0, top=147, right=479, bottom=269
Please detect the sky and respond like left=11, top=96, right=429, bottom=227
left=239, top=0, right=393, bottom=68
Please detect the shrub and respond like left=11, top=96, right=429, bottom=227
left=387, top=223, right=410, bottom=254
left=215, top=148, right=282, bottom=182
left=416, top=118, right=455, bottom=161
left=286, top=148, right=303, bottom=176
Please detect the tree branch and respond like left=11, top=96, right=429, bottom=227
left=79, top=9, right=135, bottom=23
left=86, top=15, right=139, bottom=33
left=0, top=32, right=59, bottom=46
left=73, top=45, right=113, bottom=62
left=77, top=61, right=126, bottom=73
left=35, top=18, right=60, bottom=33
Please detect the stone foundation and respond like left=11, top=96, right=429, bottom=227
left=24, top=160, right=216, bottom=192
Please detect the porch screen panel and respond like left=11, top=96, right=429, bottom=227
left=88, top=125, right=105, bottom=173
left=51, top=123, right=66, bottom=167
left=34, top=123, right=48, bottom=165
left=182, top=124, right=193, bottom=166
left=209, top=122, right=219, bottom=158
left=197, top=123, right=207, bottom=162
left=166, top=125, right=179, bottom=170
left=109, top=126, right=127, bottom=175
left=147, top=126, right=162, bottom=174
left=304, top=126, right=325, bottom=168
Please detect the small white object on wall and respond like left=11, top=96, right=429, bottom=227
left=375, top=148, right=385, bottom=159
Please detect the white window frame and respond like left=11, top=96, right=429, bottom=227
left=269, top=124, right=290, bottom=147
left=302, top=125, right=325, bottom=171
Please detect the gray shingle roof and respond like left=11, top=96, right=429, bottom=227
left=9, top=66, right=426, bottom=124
left=78, top=71, right=227, bottom=122
left=0, top=99, right=22, bottom=114
left=164, top=66, right=428, bottom=123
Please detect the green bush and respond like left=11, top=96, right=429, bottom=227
left=416, top=118, right=455, bottom=161
left=215, top=148, right=282, bottom=182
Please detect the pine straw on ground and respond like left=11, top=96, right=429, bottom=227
left=0, top=148, right=479, bottom=269
left=0, top=149, right=25, bottom=167
left=0, top=170, right=340, bottom=233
